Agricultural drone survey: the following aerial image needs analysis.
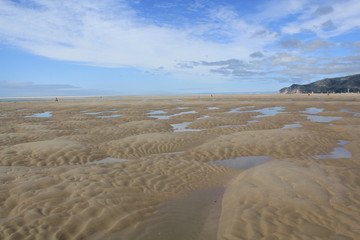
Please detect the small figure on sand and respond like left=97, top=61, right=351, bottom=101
left=55, top=97, right=58, bottom=102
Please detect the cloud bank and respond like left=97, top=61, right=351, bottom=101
left=0, top=0, right=359, bottom=85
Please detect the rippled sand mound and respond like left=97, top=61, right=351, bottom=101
left=0, top=94, right=359, bottom=239
left=219, top=161, right=360, bottom=240
left=0, top=160, right=236, bottom=240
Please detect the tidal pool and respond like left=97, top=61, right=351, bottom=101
left=25, top=111, right=53, bottom=117
left=305, top=115, right=342, bottom=123
left=171, top=122, right=204, bottom=132
left=209, top=156, right=271, bottom=169
left=302, top=107, right=324, bottom=114
left=282, top=122, right=302, bottom=128
left=227, top=106, right=286, bottom=117
left=197, top=115, right=209, bottom=120
left=339, top=109, right=360, bottom=117
left=84, top=112, right=103, bottom=115
left=314, top=148, right=352, bottom=159
left=251, top=107, right=286, bottom=118
left=97, top=114, right=123, bottom=118
left=150, top=110, right=198, bottom=120
left=314, top=140, right=352, bottom=159
left=147, top=110, right=167, bottom=115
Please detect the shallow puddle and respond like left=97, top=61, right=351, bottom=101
left=84, top=112, right=103, bottom=115
left=251, top=107, right=286, bottom=118
left=314, top=148, right=352, bottom=159
left=97, top=114, right=123, bottom=118
left=171, top=122, right=204, bottom=132
left=209, top=156, right=271, bottom=169
left=337, top=140, right=350, bottom=145
left=226, top=106, right=286, bottom=117
left=282, top=122, right=302, bottom=128
left=302, top=107, right=324, bottom=114
left=208, top=107, right=219, bottom=110
left=25, top=111, right=53, bottom=117
left=150, top=111, right=198, bottom=120
left=314, top=140, right=352, bottom=159
left=122, top=187, right=224, bottom=240
left=147, top=110, right=167, bottom=115
left=339, top=109, right=360, bottom=117
left=305, top=115, right=342, bottom=123
left=197, top=115, right=209, bottom=120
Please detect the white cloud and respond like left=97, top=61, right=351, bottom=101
left=0, top=0, right=359, bottom=87
left=282, top=0, right=360, bottom=38
left=0, top=0, right=270, bottom=76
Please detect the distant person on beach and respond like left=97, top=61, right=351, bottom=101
left=55, top=97, right=58, bottom=102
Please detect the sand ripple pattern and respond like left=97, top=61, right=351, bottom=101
left=1, top=95, right=360, bottom=239
left=219, top=161, right=360, bottom=240
left=0, top=160, right=235, bottom=240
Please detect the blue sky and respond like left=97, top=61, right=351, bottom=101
left=0, top=0, right=360, bottom=97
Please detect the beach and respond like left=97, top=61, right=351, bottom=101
left=0, top=94, right=359, bottom=240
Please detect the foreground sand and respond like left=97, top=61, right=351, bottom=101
left=0, top=94, right=359, bottom=239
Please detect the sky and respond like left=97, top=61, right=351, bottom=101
left=0, top=0, right=360, bottom=97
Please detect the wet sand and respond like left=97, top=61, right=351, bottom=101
left=0, top=94, right=360, bottom=239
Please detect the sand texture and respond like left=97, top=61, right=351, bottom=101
left=0, top=94, right=360, bottom=239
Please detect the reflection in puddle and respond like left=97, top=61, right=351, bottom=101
left=147, top=110, right=167, bottom=115
left=84, top=112, right=103, bottom=115
left=150, top=111, right=198, bottom=120
left=220, top=124, right=245, bottom=128
left=176, top=107, right=189, bottom=110
left=283, top=122, right=302, bottom=128
left=171, top=122, right=204, bottom=132
left=208, top=107, right=219, bottom=110
left=197, top=115, right=209, bottom=120
left=314, top=140, right=352, bottom=159
left=340, top=109, right=360, bottom=117
left=88, top=158, right=128, bottom=164
left=124, top=187, right=223, bottom=240
left=227, top=106, right=286, bottom=117
left=97, top=114, right=123, bottom=118
left=337, top=140, right=350, bottom=145
left=209, top=156, right=271, bottom=169
left=305, top=115, right=341, bottom=123
left=314, top=148, right=352, bottom=159
left=302, top=107, right=324, bottom=114
left=227, top=106, right=254, bottom=113
left=251, top=107, right=286, bottom=118
left=25, top=111, right=52, bottom=117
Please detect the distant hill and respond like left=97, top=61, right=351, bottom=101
left=279, top=74, right=360, bottom=94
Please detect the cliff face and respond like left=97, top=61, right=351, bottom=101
left=279, top=74, right=360, bottom=94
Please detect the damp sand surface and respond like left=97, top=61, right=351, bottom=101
left=1, top=94, right=360, bottom=240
